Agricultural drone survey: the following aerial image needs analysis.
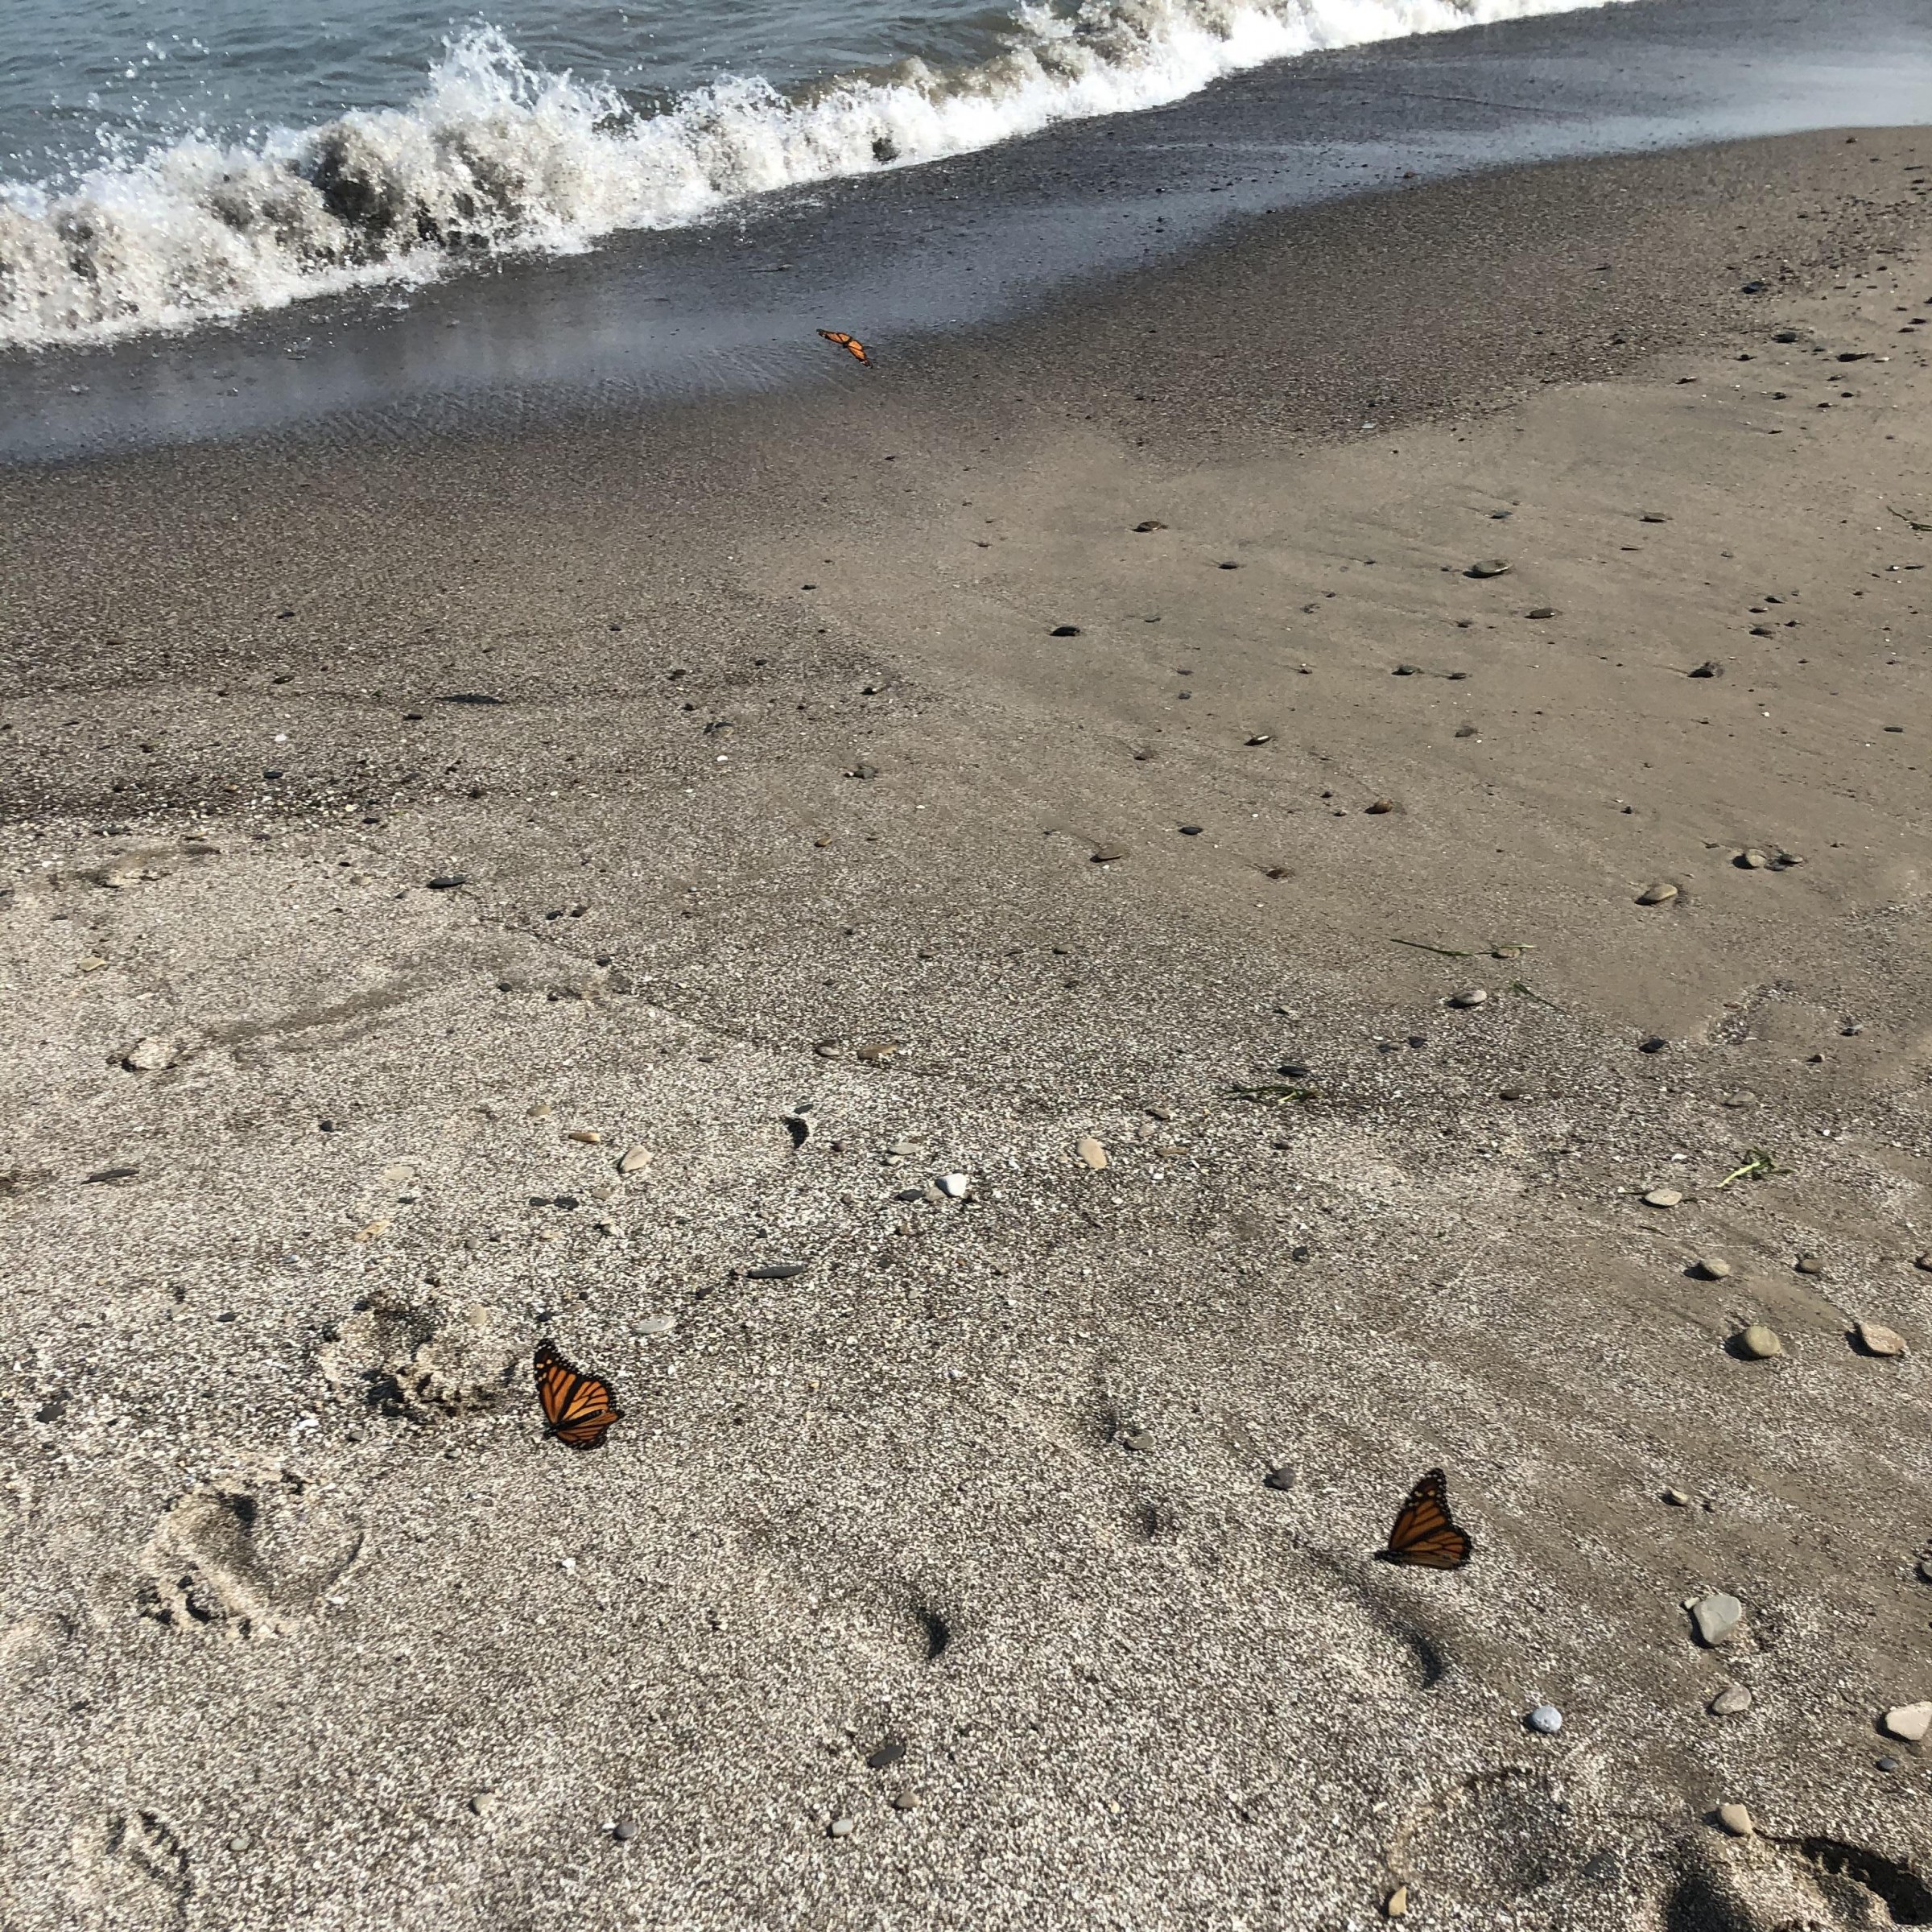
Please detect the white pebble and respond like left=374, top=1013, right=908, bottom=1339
left=1526, top=1703, right=1563, bottom=1735
left=1882, top=1702, right=1932, bottom=1744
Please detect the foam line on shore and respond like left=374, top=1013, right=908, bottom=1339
left=0, top=2, right=1625, bottom=351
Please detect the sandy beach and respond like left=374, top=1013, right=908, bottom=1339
left=2, top=122, right=1931, bottom=1930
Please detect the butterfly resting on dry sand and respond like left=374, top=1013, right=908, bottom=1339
left=1376, top=1468, right=1473, bottom=1570
left=533, top=1339, right=623, bottom=1451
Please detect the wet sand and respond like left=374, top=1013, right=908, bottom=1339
left=2, top=126, right=1931, bottom=1930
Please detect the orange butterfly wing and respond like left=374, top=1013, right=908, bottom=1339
left=1378, top=1468, right=1472, bottom=1569
left=534, top=1339, right=622, bottom=1451
left=817, top=328, right=870, bottom=364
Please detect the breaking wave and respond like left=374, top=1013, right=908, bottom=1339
left=0, top=1, right=1626, bottom=349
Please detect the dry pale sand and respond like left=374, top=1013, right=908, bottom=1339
left=2, top=128, right=1931, bottom=1931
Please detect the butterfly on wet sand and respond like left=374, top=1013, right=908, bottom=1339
left=533, top=1339, right=623, bottom=1451
left=1376, top=1468, right=1473, bottom=1570
left=818, top=329, right=871, bottom=364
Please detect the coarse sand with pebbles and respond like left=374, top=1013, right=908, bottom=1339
left=2, top=127, right=1932, bottom=1930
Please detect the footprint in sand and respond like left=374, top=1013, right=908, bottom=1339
left=72, top=1810, right=191, bottom=1932
left=136, top=1472, right=361, bottom=1639
left=318, top=1291, right=523, bottom=1422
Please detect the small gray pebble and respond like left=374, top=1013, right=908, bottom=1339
left=1264, top=1465, right=1298, bottom=1492
left=613, top=1818, right=638, bottom=1843
left=828, top=1817, right=856, bottom=1839
left=1878, top=1755, right=1902, bottom=1773
left=1526, top=1704, right=1563, bottom=1735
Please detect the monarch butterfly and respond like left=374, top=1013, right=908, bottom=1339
left=818, top=329, right=871, bottom=365
left=1377, top=1468, right=1472, bottom=1569
left=533, top=1338, right=623, bottom=1451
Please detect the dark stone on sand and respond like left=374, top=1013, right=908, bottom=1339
left=1364, top=799, right=1396, bottom=814
left=83, top=1167, right=139, bottom=1185
left=1393, top=663, right=1422, bottom=675
left=439, top=692, right=504, bottom=705
left=1218, top=561, right=1240, bottom=569
left=1132, top=520, right=1166, bottom=532
left=1280, top=1063, right=1311, bottom=1080
left=851, top=763, right=880, bottom=779
left=1179, top=824, right=1203, bottom=836
left=1690, top=660, right=1723, bottom=678
left=427, top=875, right=467, bottom=890
left=1771, top=329, right=1801, bottom=343
left=1740, top=279, right=1766, bottom=292
left=1264, top=1466, right=1298, bottom=1492
left=745, top=1262, right=807, bottom=1280
left=613, top=1819, right=638, bottom=1843
left=866, top=1739, right=908, bottom=1770
left=1466, top=558, right=1511, bottom=578
left=1638, top=1037, right=1669, bottom=1054
left=1525, top=607, right=1558, bottom=620
left=1050, top=625, right=1082, bottom=637
left=1092, top=845, right=1128, bottom=864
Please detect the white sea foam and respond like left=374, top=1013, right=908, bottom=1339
left=0, top=1, right=1626, bottom=349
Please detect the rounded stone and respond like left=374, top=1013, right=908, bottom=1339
left=1916, top=1253, right=1932, bottom=1274
left=1642, top=1187, right=1683, bottom=1208
left=1075, top=1137, right=1109, bottom=1170
left=1918, top=1558, right=1932, bottom=1586
left=1740, top=848, right=1769, bottom=869
left=1447, top=989, right=1488, bottom=1008
left=637, top=1315, right=676, bottom=1336
left=1857, top=1321, right=1907, bottom=1358
left=1526, top=1704, right=1563, bottom=1735
left=828, top=1817, right=856, bottom=1839
left=1878, top=1755, right=1902, bottom=1773
left=1737, top=1323, right=1783, bottom=1360
left=891, top=1786, right=921, bottom=1812
left=1264, top=1465, right=1298, bottom=1492
left=1637, top=882, right=1679, bottom=905
left=1710, top=1685, right=1753, bottom=1716
left=1179, top=824, right=1204, bottom=836
left=1794, top=1254, right=1826, bottom=1276
left=1691, top=1257, right=1732, bottom=1281
left=938, top=1172, right=972, bottom=1199
left=1716, top=1802, right=1754, bottom=1838
left=1881, top=1701, right=1932, bottom=1744
left=1467, top=558, right=1512, bottom=578
left=613, top=1818, right=638, bottom=1843
left=1691, top=1591, right=1744, bottom=1645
